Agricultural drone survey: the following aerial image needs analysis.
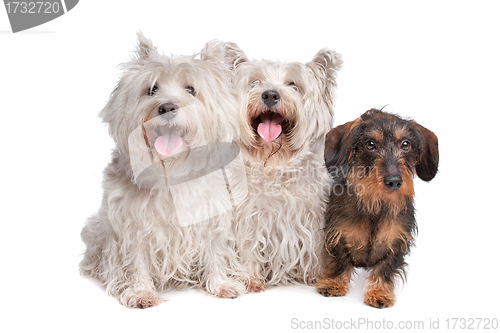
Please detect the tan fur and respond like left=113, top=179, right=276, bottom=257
left=375, top=218, right=413, bottom=254
left=326, top=218, right=371, bottom=251
left=317, top=266, right=354, bottom=297
left=364, top=275, right=396, bottom=308
left=349, top=159, right=415, bottom=217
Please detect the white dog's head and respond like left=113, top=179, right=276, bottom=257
left=100, top=33, right=239, bottom=183
left=225, top=43, right=342, bottom=167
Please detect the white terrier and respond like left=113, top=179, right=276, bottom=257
left=80, top=34, right=248, bottom=308
left=225, top=44, right=343, bottom=290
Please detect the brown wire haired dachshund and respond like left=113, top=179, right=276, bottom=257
left=317, top=109, right=439, bottom=308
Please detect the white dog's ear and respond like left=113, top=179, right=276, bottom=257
left=223, top=42, right=249, bottom=71
left=200, top=40, right=248, bottom=73
left=310, top=49, right=343, bottom=80
left=308, top=49, right=343, bottom=111
left=200, top=40, right=227, bottom=66
left=135, top=31, right=158, bottom=60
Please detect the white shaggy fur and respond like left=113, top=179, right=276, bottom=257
left=80, top=34, right=248, bottom=308
left=225, top=43, right=343, bottom=288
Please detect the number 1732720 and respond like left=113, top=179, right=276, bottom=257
left=5, top=2, right=61, bottom=14
left=445, top=318, right=498, bottom=330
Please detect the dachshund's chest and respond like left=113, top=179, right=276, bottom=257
left=343, top=218, right=406, bottom=267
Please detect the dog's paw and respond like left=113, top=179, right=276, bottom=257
left=364, top=288, right=396, bottom=309
left=207, top=278, right=247, bottom=299
left=120, top=289, right=164, bottom=309
left=246, top=277, right=268, bottom=293
left=316, top=277, right=349, bottom=297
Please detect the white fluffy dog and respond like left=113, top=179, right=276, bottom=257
left=225, top=44, right=343, bottom=289
left=80, top=34, right=248, bottom=308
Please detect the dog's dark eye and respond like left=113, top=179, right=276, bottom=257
left=365, top=140, right=377, bottom=151
left=148, top=85, right=159, bottom=96
left=401, top=140, right=411, bottom=151
left=288, top=82, right=298, bottom=91
left=185, top=86, right=196, bottom=96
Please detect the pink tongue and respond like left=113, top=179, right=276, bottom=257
left=154, top=128, right=183, bottom=157
left=257, top=113, right=283, bottom=142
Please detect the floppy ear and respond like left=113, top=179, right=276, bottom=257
left=223, top=42, right=249, bottom=71
left=308, top=49, right=343, bottom=112
left=412, top=122, right=439, bottom=181
left=324, top=118, right=359, bottom=179
left=135, top=31, right=158, bottom=60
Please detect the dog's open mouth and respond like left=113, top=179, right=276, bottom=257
left=154, top=126, right=183, bottom=157
left=143, top=124, right=185, bottom=157
left=253, top=111, right=285, bottom=143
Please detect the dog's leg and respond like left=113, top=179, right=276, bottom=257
left=81, top=209, right=162, bottom=308
left=234, top=213, right=267, bottom=292
left=119, top=243, right=164, bottom=309
left=364, top=273, right=396, bottom=309
left=317, top=246, right=353, bottom=297
left=236, top=241, right=267, bottom=292
left=317, top=267, right=353, bottom=297
left=202, top=218, right=248, bottom=299
left=364, top=215, right=412, bottom=309
left=364, top=253, right=406, bottom=309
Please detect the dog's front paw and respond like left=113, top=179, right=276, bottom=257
left=207, top=278, right=247, bottom=299
left=316, top=277, right=349, bottom=297
left=246, top=277, right=267, bottom=293
left=120, top=289, right=164, bottom=309
left=364, top=287, right=396, bottom=309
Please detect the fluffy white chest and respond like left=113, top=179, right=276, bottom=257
left=235, top=152, right=332, bottom=285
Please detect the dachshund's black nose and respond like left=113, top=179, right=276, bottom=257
left=384, top=175, right=403, bottom=190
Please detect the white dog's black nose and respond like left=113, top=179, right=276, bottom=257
left=158, top=103, right=178, bottom=115
left=262, top=90, right=280, bottom=108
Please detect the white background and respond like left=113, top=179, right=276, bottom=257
left=1, top=1, right=499, bottom=332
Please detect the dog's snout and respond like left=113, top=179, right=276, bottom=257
left=262, top=90, right=280, bottom=108
left=384, top=175, right=403, bottom=190
left=158, top=103, right=178, bottom=115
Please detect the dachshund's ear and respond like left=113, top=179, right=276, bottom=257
left=412, top=121, right=439, bottom=181
left=324, top=118, right=360, bottom=179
